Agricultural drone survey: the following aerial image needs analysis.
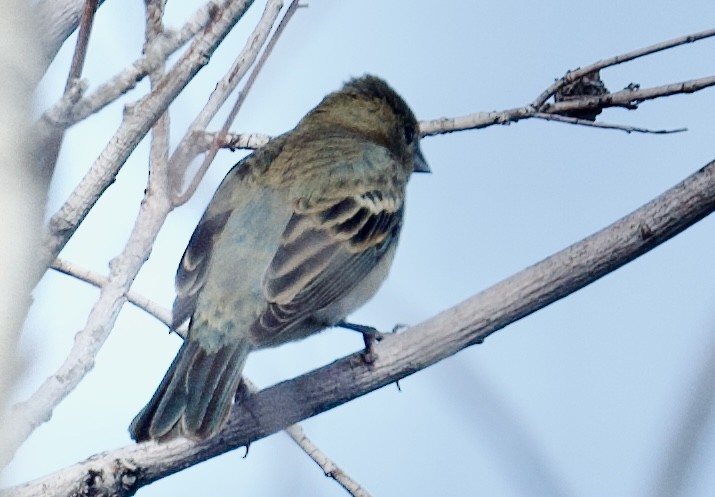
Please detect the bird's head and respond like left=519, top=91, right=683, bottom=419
left=301, top=75, right=430, bottom=175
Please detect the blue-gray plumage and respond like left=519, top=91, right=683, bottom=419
left=129, top=75, right=429, bottom=441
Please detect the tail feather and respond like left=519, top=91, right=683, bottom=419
left=129, top=338, right=250, bottom=442
left=183, top=343, right=247, bottom=438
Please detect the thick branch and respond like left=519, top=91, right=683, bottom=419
left=7, top=158, right=714, bottom=497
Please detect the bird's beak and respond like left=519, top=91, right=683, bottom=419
left=413, top=145, right=431, bottom=173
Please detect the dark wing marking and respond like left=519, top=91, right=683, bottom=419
left=172, top=210, right=231, bottom=329
left=253, top=190, right=403, bottom=342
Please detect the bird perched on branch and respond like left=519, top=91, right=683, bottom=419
left=129, top=75, right=429, bottom=442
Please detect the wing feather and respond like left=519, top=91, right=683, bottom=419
left=254, top=189, right=404, bottom=343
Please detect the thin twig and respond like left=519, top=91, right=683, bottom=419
left=285, top=424, right=373, bottom=497
left=35, top=0, right=108, bottom=75
left=532, top=113, right=686, bottom=134
left=174, top=0, right=302, bottom=206
left=167, top=0, right=285, bottom=199
left=533, top=26, right=715, bottom=108
left=36, top=0, right=98, bottom=193
left=65, top=0, right=98, bottom=92
left=651, top=329, right=715, bottom=497
left=50, top=258, right=172, bottom=327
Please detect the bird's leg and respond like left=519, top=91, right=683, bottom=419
left=336, top=320, right=386, bottom=364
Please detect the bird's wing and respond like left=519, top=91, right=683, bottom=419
left=254, top=188, right=404, bottom=342
left=171, top=153, right=261, bottom=329
left=172, top=208, right=232, bottom=330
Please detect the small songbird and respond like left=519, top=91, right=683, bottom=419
left=129, top=75, right=429, bottom=442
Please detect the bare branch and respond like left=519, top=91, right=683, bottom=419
left=169, top=0, right=285, bottom=200
left=543, top=75, right=715, bottom=114
left=36, top=0, right=99, bottom=201
left=36, top=0, right=257, bottom=278
left=533, top=27, right=715, bottom=107
left=199, top=131, right=271, bottom=152
left=174, top=0, right=301, bottom=206
left=651, top=330, right=715, bottom=497
left=0, top=152, right=175, bottom=467
left=285, top=424, right=373, bottom=497
left=420, top=75, right=715, bottom=136
left=7, top=158, right=715, bottom=497
left=37, top=0, right=230, bottom=130
left=34, top=0, right=107, bottom=75
left=4, top=0, right=288, bottom=466
left=50, top=258, right=172, bottom=327
left=49, top=262, right=367, bottom=495
left=532, top=112, right=686, bottom=134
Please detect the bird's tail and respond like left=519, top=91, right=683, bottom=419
left=129, top=337, right=251, bottom=442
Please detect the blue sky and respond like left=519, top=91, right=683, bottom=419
left=7, top=1, right=715, bottom=496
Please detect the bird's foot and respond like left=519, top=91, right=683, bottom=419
left=336, top=320, right=395, bottom=364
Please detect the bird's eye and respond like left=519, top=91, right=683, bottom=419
left=403, top=124, right=416, bottom=145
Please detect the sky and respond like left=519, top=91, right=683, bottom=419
left=5, top=1, right=715, bottom=496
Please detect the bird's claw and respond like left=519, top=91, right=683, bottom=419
left=336, top=320, right=386, bottom=364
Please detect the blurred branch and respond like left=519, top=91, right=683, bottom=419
left=0, top=0, right=43, bottom=468
left=431, top=361, right=572, bottom=497
left=651, top=327, right=715, bottom=497
left=3, top=0, right=261, bottom=466
left=7, top=157, right=715, bottom=497
left=35, top=0, right=98, bottom=193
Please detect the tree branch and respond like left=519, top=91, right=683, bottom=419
left=420, top=75, right=715, bottom=136
left=36, top=0, right=257, bottom=279
left=37, top=0, right=232, bottom=131
left=531, top=113, right=686, bottom=134
left=35, top=0, right=99, bottom=193
left=7, top=158, right=714, bottom=497
left=50, top=258, right=172, bottom=327
left=532, top=26, right=715, bottom=107
left=542, top=75, right=715, bottom=114
left=173, top=0, right=298, bottom=205
left=34, top=0, right=107, bottom=76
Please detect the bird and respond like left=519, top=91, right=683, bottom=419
left=129, top=74, right=429, bottom=442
